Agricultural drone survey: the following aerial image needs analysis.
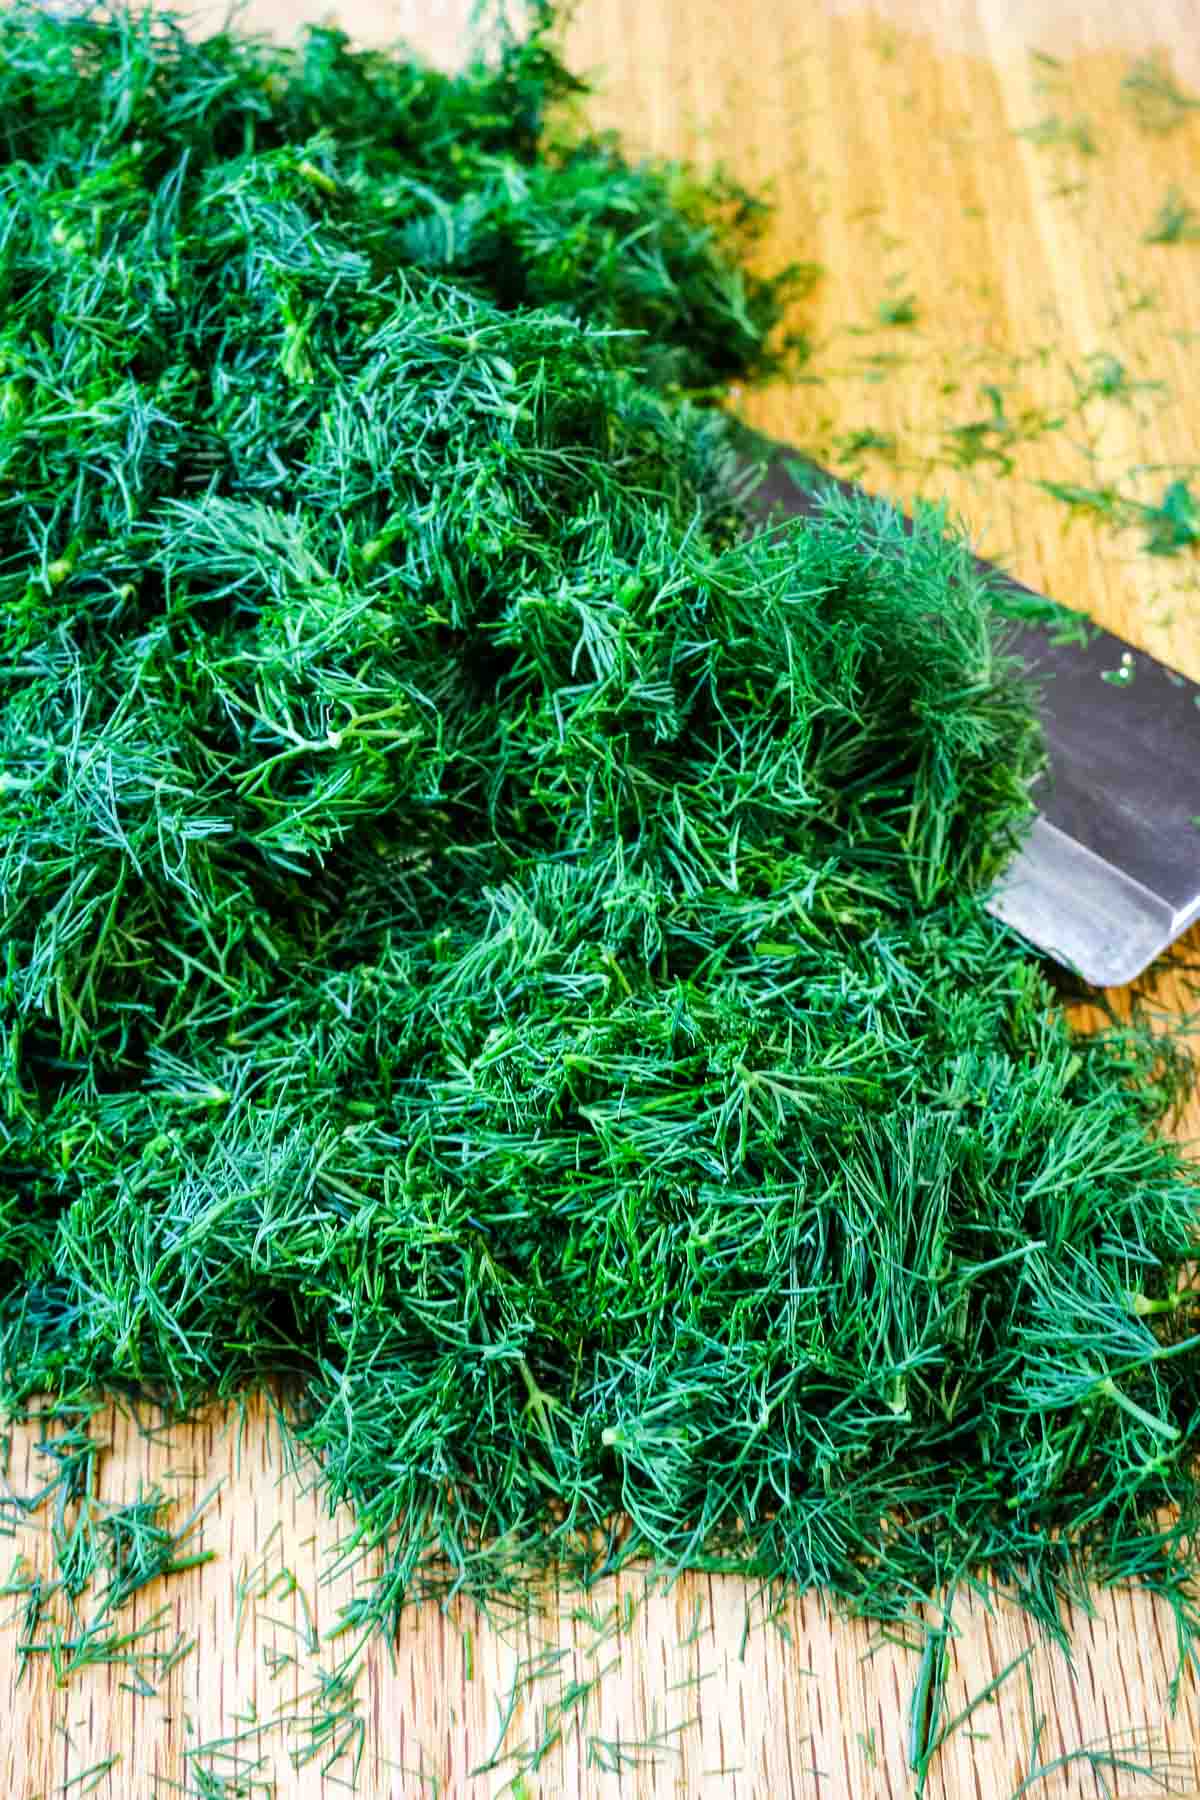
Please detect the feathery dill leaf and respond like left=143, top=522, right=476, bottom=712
left=0, top=2, right=1198, bottom=1716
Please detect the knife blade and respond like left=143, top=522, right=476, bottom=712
left=736, top=432, right=1200, bottom=987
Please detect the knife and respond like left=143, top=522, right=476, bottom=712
left=736, top=431, right=1200, bottom=989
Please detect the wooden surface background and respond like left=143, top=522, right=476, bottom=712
left=4, top=1, right=1200, bottom=1795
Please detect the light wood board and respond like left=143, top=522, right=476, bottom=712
left=4, top=2, right=1200, bottom=1795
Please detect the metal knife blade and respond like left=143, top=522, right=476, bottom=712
left=736, top=432, right=1200, bottom=987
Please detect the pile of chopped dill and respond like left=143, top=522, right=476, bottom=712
left=3, top=0, right=1200, bottom=1674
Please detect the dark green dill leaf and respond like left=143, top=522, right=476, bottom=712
left=924, top=1645, right=1035, bottom=1777
left=908, top=1622, right=950, bottom=1782
left=0, top=3, right=1198, bottom=1752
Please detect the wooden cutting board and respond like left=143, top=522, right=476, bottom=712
left=4, top=3, right=1200, bottom=1795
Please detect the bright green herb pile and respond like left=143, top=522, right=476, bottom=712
left=3, top=3, right=1200, bottom=1664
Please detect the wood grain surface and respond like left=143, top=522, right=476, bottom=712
left=4, top=2, right=1200, bottom=1795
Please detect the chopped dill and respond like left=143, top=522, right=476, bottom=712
left=1037, top=478, right=1126, bottom=521
left=1121, top=54, right=1200, bottom=134
left=0, top=17, right=1199, bottom=1796
left=59, top=1757, right=122, bottom=1797
left=834, top=428, right=898, bottom=464
left=878, top=292, right=919, bottom=326
left=1039, top=476, right=1200, bottom=554
left=1009, top=1728, right=1194, bottom=1797
left=1145, top=189, right=1200, bottom=245
left=1142, top=480, right=1200, bottom=555
left=1016, top=114, right=1098, bottom=155
left=1071, top=352, right=1164, bottom=406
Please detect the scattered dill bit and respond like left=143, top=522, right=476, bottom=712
left=1109, top=272, right=1162, bottom=327
left=95, top=1482, right=219, bottom=1609
left=0, top=1413, right=214, bottom=1704
left=280, top=1648, right=368, bottom=1783
left=1141, top=480, right=1200, bottom=555
left=60, top=1757, right=122, bottom=1797
left=908, top=1619, right=951, bottom=1788
left=586, top=1709, right=693, bottom=1774
left=666, top=1666, right=713, bottom=1693
left=878, top=292, right=919, bottom=326
left=183, top=1715, right=276, bottom=1800
left=677, top=1595, right=706, bottom=1648
left=917, top=1644, right=1035, bottom=1795
left=1071, top=352, right=1163, bottom=407
left=1037, top=478, right=1125, bottom=521
left=945, top=385, right=1058, bottom=473
left=1121, top=54, right=1200, bottom=133
left=22, top=1604, right=191, bottom=1687
left=1016, top=114, right=1098, bottom=154
left=1009, top=1728, right=1194, bottom=1797
left=233, top=1522, right=285, bottom=1646
left=1144, top=189, right=1200, bottom=245
left=1040, top=476, right=1200, bottom=555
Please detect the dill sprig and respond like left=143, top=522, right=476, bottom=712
left=1, top=1, right=1199, bottom=1742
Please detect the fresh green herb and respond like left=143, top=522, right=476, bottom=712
left=943, top=385, right=1064, bottom=475
left=1039, top=476, right=1200, bottom=554
left=182, top=1716, right=276, bottom=1800
left=918, top=1642, right=1035, bottom=1795
left=1010, top=1728, right=1193, bottom=1796
left=1016, top=115, right=1097, bottom=154
left=833, top=429, right=898, bottom=466
left=60, top=1758, right=122, bottom=1797
left=0, top=9, right=1199, bottom=1774
left=586, top=1709, right=693, bottom=1773
left=280, top=1648, right=368, bottom=1783
left=1145, top=189, right=1200, bottom=245
left=1121, top=55, right=1200, bottom=133
left=1071, top=352, right=1164, bottom=407
left=95, top=1483, right=218, bottom=1609
left=1142, top=480, right=1200, bottom=554
left=878, top=292, right=919, bottom=326
left=908, top=1619, right=951, bottom=1786
left=1037, top=478, right=1126, bottom=520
